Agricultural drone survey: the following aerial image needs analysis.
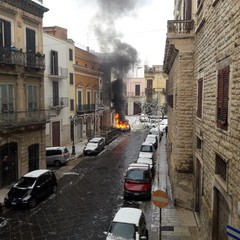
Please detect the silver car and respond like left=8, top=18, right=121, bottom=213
left=46, top=147, right=70, bottom=167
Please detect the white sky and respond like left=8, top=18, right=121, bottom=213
left=42, top=0, right=174, bottom=66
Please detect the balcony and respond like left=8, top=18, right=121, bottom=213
left=126, top=92, right=145, bottom=97
left=163, top=20, right=195, bottom=74
left=0, top=110, right=50, bottom=128
left=48, top=97, right=69, bottom=108
left=0, top=47, right=45, bottom=69
left=145, top=88, right=155, bottom=95
left=47, top=66, right=68, bottom=79
left=167, top=20, right=194, bottom=36
left=77, top=104, right=95, bottom=114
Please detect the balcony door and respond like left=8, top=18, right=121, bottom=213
left=53, top=81, right=59, bottom=106
left=26, top=28, right=36, bottom=66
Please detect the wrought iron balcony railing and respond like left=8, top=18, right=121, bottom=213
left=0, top=47, right=45, bottom=69
left=77, top=104, right=95, bottom=113
left=145, top=88, right=155, bottom=95
left=48, top=97, right=69, bottom=108
left=0, top=110, right=50, bottom=127
left=47, top=66, right=68, bottom=78
left=126, top=92, right=145, bottom=97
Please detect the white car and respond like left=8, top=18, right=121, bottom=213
left=138, top=141, right=157, bottom=162
left=137, top=157, right=154, bottom=173
left=104, top=207, right=148, bottom=240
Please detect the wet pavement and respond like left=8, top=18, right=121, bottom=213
left=0, top=116, right=199, bottom=240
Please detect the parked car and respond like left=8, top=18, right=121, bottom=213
left=139, top=113, right=148, bottom=122
left=137, top=157, right=154, bottom=174
left=104, top=207, right=148, bottom=240
left=145, top=134, right=158, bottom=149
left=149, top=127, right=163, bottom=140
left=124, top=163, right=152, bottom=200
left=138, top=141, right=157, bottom=163
left=46, top=147, right=70, bottom=167
left=83, top=137, right=105, bottom=156
left=4, top=169, right=57, bottom=208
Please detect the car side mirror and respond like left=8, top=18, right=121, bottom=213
left=103, top=231, right=108, bottom=236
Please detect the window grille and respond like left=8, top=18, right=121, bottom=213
left=215, top=154, right=227, bottom=181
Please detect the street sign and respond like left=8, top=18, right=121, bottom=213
left=226, top=225, right=240, bottom=239
left=152, top=190, right=169, bottom=209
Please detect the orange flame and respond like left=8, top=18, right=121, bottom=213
left=115, top=113, right=130, bottom=130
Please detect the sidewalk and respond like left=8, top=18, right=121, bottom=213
left=152, top=135, right=199, bottom=240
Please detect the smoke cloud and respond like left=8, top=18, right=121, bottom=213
left=91, top=0, right=144, bottom=122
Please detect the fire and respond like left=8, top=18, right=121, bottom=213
left=114, top=113, right=130, bottom=131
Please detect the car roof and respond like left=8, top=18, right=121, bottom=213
left=24, top=169, right=51, bottom=178
left=46, top=146, right=65, bottom=150
left=90, top=137, right=104, bottom=142
left=113, top=207, right=142, bottom=225
left=137, top=158, right=153, bottom=165
left=128, top=163, right=150, bottom=170
left=141, top=141, right=154, bottom=146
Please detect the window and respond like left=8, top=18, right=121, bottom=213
left=26, top=28, right=36, bottom=66
left=70, top=99, right=74, bottom=111
left=167, top=94, right=173, bottom=108
left=0, top=19, right=11, bottom=48
left=69, top=73, right=73, bottom=85
left=50, top=50, right=58, bottom=75
left=87, top=90, right=91, bottom=107
left=27, top=85, right=38, bottom=111
left=215, top=154, right=227, bottom=182
left=69, top=48, right=73, bottom=61
left=147, top=79, right=152, bottom=89
left=135, top=85, right=140, bottom=96
left=196, top=137, right=202, bottom=150
left=216, top=66, right=229, bottom=130
left=52, top=82, right=59, bottom=106
left=0, top=84, right=14, bottom=112
left=77, top=90, right=82, bottom=111
left=197, top=78, right=203, bottom=118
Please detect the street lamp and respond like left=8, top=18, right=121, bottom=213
left=70, top=116, right=76, bottom=155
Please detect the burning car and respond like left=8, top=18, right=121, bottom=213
left=114, top=113, right=131, bottom=132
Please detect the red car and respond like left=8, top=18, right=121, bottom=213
left=124, top=163, right=152, bottom=200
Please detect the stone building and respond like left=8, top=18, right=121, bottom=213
left=164, top=0, right=240, bottom=239
left=0, top=0, right=48, bottom=188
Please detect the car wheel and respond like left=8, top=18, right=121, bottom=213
left=52, top=184, right=57, bottom=194
left=54, top=160, right=61, bottom=167
left=29, top=198, right=37, bottom=208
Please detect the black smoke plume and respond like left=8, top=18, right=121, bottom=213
left=91, top=0, right=143, bottom=121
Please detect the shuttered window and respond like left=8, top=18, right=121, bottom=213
left=0, top=84, right=14, bottom=112
left=216, top=66, right=229, bottom=130
left=197, top=78, right=203, bottom=118
left=50, top=50, right=58, bottom=75
left=167, top=94, right=173, bottom=108
left=27, top=85, right=38, bottom=111
left=135, top=85, right=140, bottom=96
left=0, top=19, right=11, bottom=48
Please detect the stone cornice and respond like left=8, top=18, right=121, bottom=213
left=2, top=0, right=48, bottom=18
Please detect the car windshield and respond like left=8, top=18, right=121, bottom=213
left=16, top=177, right=36, bottom=188
left=109, top=222, right=135, bottom=239
left=126, top=169, right=149, bottom=181
left=140, top=145, right=153, bottom=152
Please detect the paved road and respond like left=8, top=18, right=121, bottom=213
left=0, top=129, right=160, bottom=240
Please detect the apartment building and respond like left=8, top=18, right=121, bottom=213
left=0, top=0, right=48, bottom=188
left=164, top=0, right=240, bottom=239
left=125, top=65, right=145, bottom=115
left=144, top=65, right=168, bottom=116
left=74, top=47, right=103, bottom=139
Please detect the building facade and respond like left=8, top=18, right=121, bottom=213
left=74, top=47, right=103, bottom=140
left=164, top=0, right=240, bottom=239
left=0, top=0, right=48, bottom=188
left=144, top=65, right=168, bottom=116
left=43, top=26, right=74, bottom=147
